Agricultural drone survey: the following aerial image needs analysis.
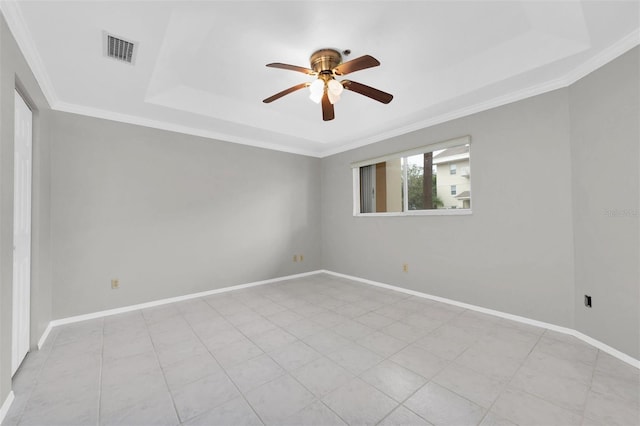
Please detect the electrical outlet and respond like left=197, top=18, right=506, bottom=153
left=402, top=263, right=409, bottom=273
left=299, top=254, right=304, bottom=262
left=293, top=255, right=298, bottom=262
left=584, top=295, right=592, bottom=308
left=111, top=279, right=120, bottom=289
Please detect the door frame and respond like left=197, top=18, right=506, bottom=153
left=11, top=88, right=33, bottom=376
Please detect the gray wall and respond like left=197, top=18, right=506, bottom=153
left=0, top=14, right=52, bottom=411
left=321, top=48, right=640, bottom=359
left=321, top=89, right=576, bottom=328
left=570, top=48, right=639, bottom=358
left=49, top=112, right=321, bottom=319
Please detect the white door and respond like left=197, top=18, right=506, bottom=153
left=12, top=90, right=32, bottom=376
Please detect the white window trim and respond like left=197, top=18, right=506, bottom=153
left=352, top=135, right=472, bottom=217
left=350, top=136, right=470, bottom=169
left=352, top=167, right=361, bottom=216
left=356, top=210, right=473, bottom=217
left=402, top=156, right=409, bottom=213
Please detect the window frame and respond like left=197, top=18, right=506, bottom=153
left=352, top=135, right=472, bottom=217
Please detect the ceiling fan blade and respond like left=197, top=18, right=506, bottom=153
left=321, top=91, right=335, bottom=121
left=266, top=63, right=315, bottom=75
left=333, top=55, right=380, bottom=75
left=263, top=83, right=308, bottom=103
left=342, top=80, right=393, bottom=104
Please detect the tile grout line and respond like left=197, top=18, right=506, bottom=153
left=352, top=306, right=485, bottom=426
left=579, top=346, right=600, bottom=425
left=473, top=328, right=545, bottom=425
left=8, top=329, right=60, bottom=425
left=449, top=326, right=506, bottom=425
left=291, top=290, right=361, bottom=423
left=509, top=329, right=597, bottom=422
left=212, top=287, right=348, bottom=425
left=185, top=297, right=269, bottom=426
left=206, top=282, right=371, bottom=425
left=96, top=318, right=105, bottom=426
left=371, top=326, right=460, bottom=424
left=363, top=343, right=431, bottom=426
left=316, top=399, right=351, bottom=426
left=143, top=312, right=183, bottom=425
left=293, top=282, right=465, bottom=424
left=259, top=284, right=390, bottom=426
left=273, top=286, right=431, bottom=424
left=371, top=308, right=546, bottom=425
left=262, top=300, right=357, bottom=426
left=370, top=310, right=478, bottom=426
left=372, top=351, right=449, bottom=426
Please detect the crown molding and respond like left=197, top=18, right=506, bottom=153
left=54, top=101, right=323, bottom=158
left=319, top=29, right=640, bottom=158
left=562, top=28, right=640, bottom=86
left=0, top=0, right=57, bottom=107
left=0, top=0, right=322, bottom=158
left=2, top=1, right=638, bottom=159
left=318, top=76, right=569, bottom=158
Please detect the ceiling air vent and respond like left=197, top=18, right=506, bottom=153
left=105, top=33, right=136, bottom=64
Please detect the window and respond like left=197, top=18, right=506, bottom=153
left=352, top=136, right=471, bottom=216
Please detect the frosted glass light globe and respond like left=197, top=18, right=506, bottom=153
left=308, top=79, right=325, bottom=104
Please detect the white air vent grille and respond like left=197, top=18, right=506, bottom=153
left=106, top=34, right=135, bottom=63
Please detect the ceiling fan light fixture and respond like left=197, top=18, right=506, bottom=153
left=327, top=91, right=340, bottom=105
left=309, top=91, right=324, bottom=104
left=328, top=79, right=343, bottom=95
left=309, top=79, right=324, bottom=103
left=327, top=79, right=343, bottom=104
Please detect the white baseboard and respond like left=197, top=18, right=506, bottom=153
left=36, top=322, right=53, bottom=350
left=569, top=330, right=640, bottom=369
left=41, top=270, right=323, bottom=342
left=0, top=391, right=15, bottom=425
left=34, top=269, right=639, bottom=370
left=321, top=270, right=640, bottom=370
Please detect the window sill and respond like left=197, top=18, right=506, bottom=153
left=354, top=209, right=472, bottom=217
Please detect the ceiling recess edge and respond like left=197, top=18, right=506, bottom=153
left=1, top=2, right=638, bottom=158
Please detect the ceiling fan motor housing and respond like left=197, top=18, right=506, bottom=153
left=310, top=49, right=342, bottom=74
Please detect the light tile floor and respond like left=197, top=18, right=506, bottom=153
left=4, top=274, right=639, bottom=426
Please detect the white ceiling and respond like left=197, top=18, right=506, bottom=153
left=2, top=1, right=638, bottom=157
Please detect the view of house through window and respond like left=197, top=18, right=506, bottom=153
left=354, top=137, right=471, bottom=215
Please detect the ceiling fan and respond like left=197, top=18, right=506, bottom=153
left=263, top=48, right=393, bottom=121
